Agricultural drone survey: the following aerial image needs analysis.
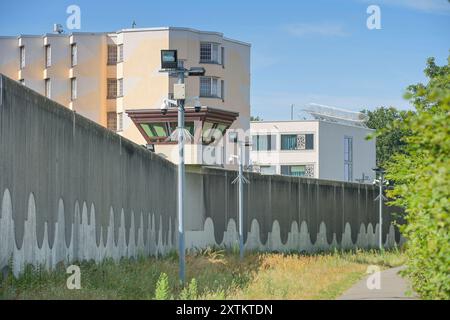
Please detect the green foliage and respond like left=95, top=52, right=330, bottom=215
left=154, top=272, right=170, bottom=300
left=1, top=250, right=406, bottom=300
left=362, top=107, right=411, bottom=166
left=250, top=115, right=263, bottom=121
left=386, top=56, right=450, bottom=299
left=180, top=278, right=198, bottom=300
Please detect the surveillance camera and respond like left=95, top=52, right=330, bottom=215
left=160, top=100, right=168, bottom=115
left=194, top=97, right=201, bottom=112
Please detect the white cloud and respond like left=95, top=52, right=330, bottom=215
left=360, top=0, right=450, bottom=15
left=283, top=23, right=348, bottom=37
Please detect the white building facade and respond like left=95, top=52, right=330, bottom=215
left=250, top=107, right=376, bottom=183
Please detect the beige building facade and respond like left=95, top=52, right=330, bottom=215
left=0, top=27, right=251, bottom=165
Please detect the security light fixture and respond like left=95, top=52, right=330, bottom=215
left=188, top=67, right=206, bottom=76
left=161, top=50, right=178, bottom=70
left=372, top=166, right=386, bottom=174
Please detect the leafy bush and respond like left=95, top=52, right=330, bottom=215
left=386, top=56, right=450, bottom=299
left=154, top=272, right=170, bottom=300
left=180, top=278, right=198, bottom=300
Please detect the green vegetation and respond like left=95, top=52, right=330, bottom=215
left=250, top=115, right=263, bottom=121
left=0, top=249, right=405, bottom=300
left=384, top=56, right=450, bottom=300
left=362, top=107, right=411, bottom=166
left=155, top=272, right=170, bottom=300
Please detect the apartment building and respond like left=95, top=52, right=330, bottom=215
left=250, top=105, right=376, bottom=183
left=0, top=27, right=251, bottom=165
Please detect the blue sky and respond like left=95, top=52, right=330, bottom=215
left=0, top=0, right=449, bottom=120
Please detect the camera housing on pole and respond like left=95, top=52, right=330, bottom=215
left=159, top=49, right=205, bottom=284
left=230, top=133, right=251, bottom=260
left=372, top=166, right=387, bottom=250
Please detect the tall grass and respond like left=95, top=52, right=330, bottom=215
left=0, top=248, right=405, bottom=300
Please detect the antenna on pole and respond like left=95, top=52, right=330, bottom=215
left=229, top=135, right=251, bottom=260
left=53, top=24, right=64, bottom=34
left=131, top=20, right=137, bottom=28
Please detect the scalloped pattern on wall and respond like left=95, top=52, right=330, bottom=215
left=1, top=188, right=402, bottom=276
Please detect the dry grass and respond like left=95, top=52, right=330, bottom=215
left=0, top=248, right=406, bottom=300
left=227, top=254, right=367, bottom=299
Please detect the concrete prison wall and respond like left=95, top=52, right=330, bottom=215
left=0, top=74, right=402, bottom=275
left=185, top=167, right=402, bottom=251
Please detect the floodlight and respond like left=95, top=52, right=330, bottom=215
left=188, top=67, right=205, bottom=76
left=161, top=50, right=178, bottom=69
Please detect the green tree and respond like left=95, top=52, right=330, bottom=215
left=386, top=56, right=450, bottom=299
left=362, top=107, right=411, bottom=166
left=250, top=115, right=263, bottom=121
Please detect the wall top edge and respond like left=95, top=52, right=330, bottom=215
left=1, top=27, right=250, bottom=47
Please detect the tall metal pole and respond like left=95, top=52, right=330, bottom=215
left=291, top=104, right=294, bottom=120
left=378, top=171, right=383, bottom=251
left=238, top=143, right=244, bottom=260
left=177, top=71, right=186, bottom=283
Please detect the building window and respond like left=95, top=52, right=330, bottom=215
left=252, top=135, right=276, bottom=151
left=71, top=43, right=77, bottom=66
left=260, top=165, right=276, bottom=175
left=117, top=78, right=123, bottom=97
left=281, top=165, right=306, bottom=177
left=281, top=134, right=314, bottom=150
left=221, top=47, right=225, bottom=67
left=45, top=44, right=51, bottom=67
left=200, top=77, right=221, bottom=98
left=19, top=46, right=25, bottom=69
left=45, top=78, right=51, bottom=98
left=70, top=78, right=77, bottom=100
left=140, top=122, right=195, bottom=143
left=221, top=80, right=225, bottom=101
left=305, top=134, right=314, bottom=149
left=117, top=112, right=124, bottom=131
left=200, top=42, right=219, bottom=63
left=281, top=164, right=314, bottom=177
left=344, top=136, right=353, bottom=182
left=107, top=44, right=117, bottom=65
left=107, top=78, right=117, bottom=99
left=107, top=112, right=117, bottom=131
left=118, top=44, right=124, bottom=62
